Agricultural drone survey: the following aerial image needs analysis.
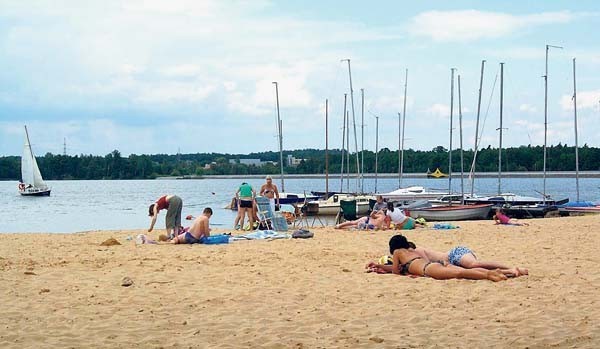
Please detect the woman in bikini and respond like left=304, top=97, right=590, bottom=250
left=259, top=175, right=280, bottom=213
left=381, top=235, right=507, bottom=281
left=367, top=243, right=528, bottom=277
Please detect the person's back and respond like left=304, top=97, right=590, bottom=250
left=386, top=207, right=406, bottom=224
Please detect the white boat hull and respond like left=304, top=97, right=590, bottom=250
left=408, top=204, right=492, bottom=221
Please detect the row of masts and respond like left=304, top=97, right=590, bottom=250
left=272, top=47, right=584, bottom=201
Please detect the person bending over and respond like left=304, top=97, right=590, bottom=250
left=148, top=194, right=183, bottom=239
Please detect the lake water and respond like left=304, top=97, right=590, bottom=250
left=1, top=176, right=599, bottom=233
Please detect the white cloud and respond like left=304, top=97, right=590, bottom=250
left=409, top=10, right=575, bottom=42
left=519, top=104, right=538, bottom=113
left=560, top=89, right=600, bottom=111
left=423, top=103, right=450, bottom=118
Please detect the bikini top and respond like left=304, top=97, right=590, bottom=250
left=400, top=256, right=422, bottom=275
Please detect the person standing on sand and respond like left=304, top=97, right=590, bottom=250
left=148, top=194, right=183, bottom=239
left=172, top=207, right=213, bottom=244
left=259, top=175, right=280, bottom=213
left=234, top=182, right=256, bottom=230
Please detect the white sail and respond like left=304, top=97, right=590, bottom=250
left=21, top=127, right=47, bottom=189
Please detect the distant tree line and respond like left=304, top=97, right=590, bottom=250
left=1, top=144, right=599, bottom=180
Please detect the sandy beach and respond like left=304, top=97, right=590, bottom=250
left=1, top=215, right=599, bottom=348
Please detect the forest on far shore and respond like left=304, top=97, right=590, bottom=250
left=2, top=143, right=600, bottom=180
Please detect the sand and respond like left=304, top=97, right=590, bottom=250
left=1, top=215, right=599, bottom=348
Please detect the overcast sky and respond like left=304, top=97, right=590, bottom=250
left=1, top=0, right=599, bottom=157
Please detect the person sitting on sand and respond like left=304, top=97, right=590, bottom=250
left=373, top=235, right=508, bottom=281
left=148, top=194, right=183, bottom=239
left=172, top=207, right=213, bottom=244
left=493, top=208, right=529, bottom=226
left=367, top=243, right=527, bottom=277
left=372, top=195, right=387, bottom=212
left=335, top=210, right=387, bottom=230
left=385, top=202, right=423, bottom=230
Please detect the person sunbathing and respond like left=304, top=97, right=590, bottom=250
left=367, top=243, right=528, bottom=277
left=335, top=210, right=387, bottom=230
left=493, top=208, right=529, bottom=226
left=368, top=235, right=508, bottom=281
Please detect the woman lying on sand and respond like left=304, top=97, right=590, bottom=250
left=335, top=210, right=388, bottom=230
left=367, top=243, right=528, bottom=277
left=368, top=235, right=513, bottom=281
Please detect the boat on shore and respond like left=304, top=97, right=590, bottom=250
left=306, top=194, right=372, bottom=215
left=407, top=203, right=492, bottom=221
left=380, top=186, right=448, bottom=205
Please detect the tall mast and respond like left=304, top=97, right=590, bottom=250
left=572, top=58, right=580, bottom=202
left=272, top=81, right=285, bottom=192
left=470, top=60, right=485, bottom=196
left=374, top=115, right=379, bottom=193
left=458, top=75, right=465, bottom=204
left=341, top=59, right=361, bottom=192
left=346, top=110, right=350, bottom=193
left=360, top=88, right=365, bottom=193
left=543, top=44, right=563, bottom=204
left=340, top=94, right=347, bottom=192
left=400, top=68, right=408, bottom=187
left=449, top=68, right=455, bottom=194
left=325, top=99, right=329, bottom=198
left=498, top=63, right=504, bottom=195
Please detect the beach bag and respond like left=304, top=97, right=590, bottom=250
left=292, top=229, right=314, bottom=239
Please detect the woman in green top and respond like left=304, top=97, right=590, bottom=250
left=234, top=182, right=256, bottom=230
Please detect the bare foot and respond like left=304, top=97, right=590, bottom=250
left=516, top=267, right=529, bottom=276
left=487, top=269, right=508, bottom=282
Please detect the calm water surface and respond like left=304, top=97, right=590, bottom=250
left=1, top=177, right=598, bottom=233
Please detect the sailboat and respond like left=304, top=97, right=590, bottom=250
left=408, top=70, right=492, bottom=221
left=19, top=126, right=51, bottom=196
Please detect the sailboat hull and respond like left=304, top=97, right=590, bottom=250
left=20, top=188, right=51, bottom=196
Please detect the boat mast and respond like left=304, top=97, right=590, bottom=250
left=572, top=58, right=580, bottom=202
left=340, top=94, right=347, bottom=192
left=272, top=81, right=285, bottom=192
left=325, top=99, right=329, bottom=198
left=400, top=68, right=408, bottom=187
left=341, top=59, right=361, bottom=192
left=543, top=44, right=563, bottom=204
left=374, top=115, right=379, bottom=193
left=346, top=110, right=350, bottom=193
left=458, top=75, right=465, bottom=204
left=360, top=88, right=365, bottom=192
left=498, top=63, right=504, bottom=195
left=470, top=60, right=485, bottom=196
left=449, top=68, right=455, bottom=195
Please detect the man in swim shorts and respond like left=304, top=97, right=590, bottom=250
left=259, top=175, right=280, bottom=213
left=173, top=207, right=213, bottom=244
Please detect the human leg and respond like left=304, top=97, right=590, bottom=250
left=335, top=217, right=366, bottom=229
left=416, top=262, right=507, bottom=281
left=459, top=252, right=510, bottom=270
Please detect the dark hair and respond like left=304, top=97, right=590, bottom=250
left=148, top=204, right=155, bottom=216
left=387, top=201, right=395, bottom=212
left=389, top=234, right=416, bottom=254
left=203, top=207, right=213, bottom=215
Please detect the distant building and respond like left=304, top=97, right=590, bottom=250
left=229, top=158, right=274, bottom=167
left=204, top=162, right=217, bottom=169
left=287, top=154, right=305, bottom=167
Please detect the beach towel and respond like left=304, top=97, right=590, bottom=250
left=231, top=230, right=290, bottom=241
left=433, top=223, right=460, bottom=230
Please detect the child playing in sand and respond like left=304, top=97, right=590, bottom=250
left=493, top=208, right=529, bottom=226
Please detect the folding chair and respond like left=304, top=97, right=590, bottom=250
left=299, top=202, right=324, bottom=228
left=335, top=199, right=357, bottom=225
left=255, top=196, right=288, bottom=232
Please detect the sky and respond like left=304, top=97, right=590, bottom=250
left=1, top=0, right=599, bottom=157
